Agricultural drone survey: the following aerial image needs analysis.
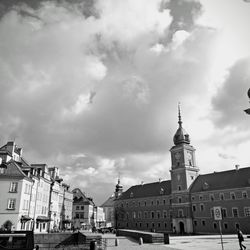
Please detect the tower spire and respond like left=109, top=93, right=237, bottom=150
left=173, top=103, right=190, bottom=145
left=178, top=102, right=182, bottom=128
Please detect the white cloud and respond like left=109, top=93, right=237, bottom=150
left=0, top=0, right=250, bottom=205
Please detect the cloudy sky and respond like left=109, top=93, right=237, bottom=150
left=0, top=0, right=250, bottom=205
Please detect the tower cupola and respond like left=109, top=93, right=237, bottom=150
left=115, top=178, right=123, bottom=198
left=173, top=104, right=190, bottom=145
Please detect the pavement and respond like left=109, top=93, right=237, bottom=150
left=103, top=234, right=249, bottom=250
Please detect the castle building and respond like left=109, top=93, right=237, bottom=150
left=115, top=107, right=250, bottom=234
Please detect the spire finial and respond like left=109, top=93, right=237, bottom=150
left=178, top=102, right=182, bottom=127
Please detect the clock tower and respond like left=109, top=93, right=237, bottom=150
left=170, top=104, right=199, bottom=192
left=170, top=104, right=199, bottom=234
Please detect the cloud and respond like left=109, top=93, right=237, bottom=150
left=0, top=0, right=238, bottom=204
left=211, top=58, right=250, bottom=130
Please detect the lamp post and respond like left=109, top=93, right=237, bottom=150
left=244, top=88, right=250, bottom=114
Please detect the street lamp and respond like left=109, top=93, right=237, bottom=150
left=244, top=88, right=250, bottom=114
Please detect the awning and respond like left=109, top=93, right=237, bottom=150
left=21, top=215, right=32, bottom=222
left=36, top=216, right=51, bottom=222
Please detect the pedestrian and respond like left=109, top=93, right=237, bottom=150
left=236, top=224, right=246, bottom=250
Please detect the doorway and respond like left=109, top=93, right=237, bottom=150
left=179, top=221, right=185, bottom=234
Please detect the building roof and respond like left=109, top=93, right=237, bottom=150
left=72, top=188, right=95, bottom=206
left=101, top=195, right=116, bottom=207
left=0, top=160, right=30, bottom=179
left=117, top=180, right=171, bottom=200
left=190, top=167, right=250, bottom=193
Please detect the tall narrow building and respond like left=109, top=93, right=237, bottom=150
left=170, top=104, right=199, bottom=233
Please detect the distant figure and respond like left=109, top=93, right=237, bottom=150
left=236, top=224, right=246, bottom=250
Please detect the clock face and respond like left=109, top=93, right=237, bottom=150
left=175, top=152, right=181, bottom=160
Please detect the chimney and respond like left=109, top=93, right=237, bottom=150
left=235, top=164, right=240, bottom=171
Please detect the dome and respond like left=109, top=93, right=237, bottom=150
left=173, top=104, right=190, bottom=145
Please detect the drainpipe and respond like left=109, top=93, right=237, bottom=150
left=28, top=179, right=35, bottom=230
left=32, top=177, right=39, bottom=231
left=47, top=181, right=54, bottom=233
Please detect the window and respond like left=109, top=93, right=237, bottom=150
left=199, top=195, right=203, bottom=200
left=194, top=220, right=197, bottom=226
left=202, top=220, right=205, bottom=226
left=221, top=208, right=227, bottom=218
left=0, top=166, right=6, bottom=174
left=151, top=211, right=155, bottom=219
left=213, top=222, right=217, bottom=229
left=9, top=182, right=18, bottom=192
left=224, top=223, right=228, bottom=230
left=7, top=199, right=16, bottom=210
left=178, top=197, right=182, bottom=203
left=157, top=200, right=160, bottom=205
left=178, top=209, right=183, bottom=217
left=138, top=202, right=140, bottom=207
left=151, top=201, right=154, bottom=206
left=231, top=192, right=236, bottom=200
left=244, top=207, right=250, bottom=217
left=157, top=211, right=161, bottom=219
left=81, top=206, right=84, bottom=210
left=191, top=196, right=195, bottom=201
left=178, top=186, right=181, bottom=191
left=76, top=206, right=79, bottom=210
left=80, top=213, right=84, bottom=219
left=220, top=193, right=224, bottom=200
left=211, top=208, right=214, bottom=218
left=158, top=223, right=161, bottom=228
left=75, top=213, right=79, bottom=219
left=243, top=191, right=248, bottom=199
left=200, top=204, right=204, bottom=212
left=144, top=211, right=148, bottom=218
left=163, top=210, right=167, bottom=218
left=192, top=205, right=196, bottom=212
left=163, top=199, right=166, bottom=205
left=138, top=211, right=141, bottom=218
left=144, top=201, right=147, bottom=206
left=232, top=208, right=239, bottom=217
left=210, top=194, right=214, bottom=201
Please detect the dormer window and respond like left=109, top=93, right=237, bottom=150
left=130, top=192, right=134, bottom=198
left=0, top=161, right=7, bottom=174
left=160, top=188, right=164, bottom=195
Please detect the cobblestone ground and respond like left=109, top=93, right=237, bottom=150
left=103, top=234, right=250, bottom=250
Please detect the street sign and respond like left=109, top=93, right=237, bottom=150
left=214, top=206, right=222, bottom=221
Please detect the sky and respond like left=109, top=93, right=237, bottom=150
left=0, top=0, right=250, bottom=205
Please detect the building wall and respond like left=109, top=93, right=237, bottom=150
left=115, top=195, right=172, bottom=232
left=191, top=187, right=250, bottom=234
left=0, top=177, right=32, bottom=230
